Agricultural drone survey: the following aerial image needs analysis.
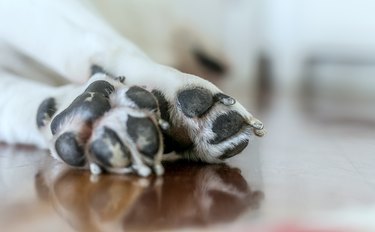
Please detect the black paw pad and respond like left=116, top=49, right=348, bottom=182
left=85, top=80, right=115, bottom=98
left=127, top=116, right=160, bottom=158
left=177, top=87, right=213, bottom=118
left=151, top=90, right=170, bottom=122
left=90, top=127, right=130, bottom=168
left=210, top=111, right=246, bottom=144
left=36, top=97, right=57, bottom=128
left=219, top=139, right=249, bottom=160
left=55, top=132, right=85, bottom=167
left=51, top=91, right=111, bottom=135
left=126, top=86, right=158, bottom=111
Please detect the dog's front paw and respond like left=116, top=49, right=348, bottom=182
left=36, top=75, right=164, bottom=176
left=149, top=74, right=265, bottom=163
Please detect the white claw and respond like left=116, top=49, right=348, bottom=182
left=134, top=165, right=151, bottom=177
left=254, top=128, right=266, bottom=137
left=154, top=164, right=165, bottom=176
left=249, top=118, right=266, bottom=137
left=90, top=163, right=102, bottom=175
left=220, top=97, right=236, bottom=106
left=158, top=119, right=170, bottom=131
left=249, top=118, right=264, bottom=130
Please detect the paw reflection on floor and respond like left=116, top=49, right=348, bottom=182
left=35, top=161, right=263, bottom=232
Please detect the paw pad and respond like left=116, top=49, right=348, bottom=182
left=210, top=111, right=246, bottom=144
left=55, top=132, right=86, bottom=167
left=177, top=87, right=213, bottom=117
left=126, top=86, right=158, bottom=111
left=90, top=127, right=131, bottom=168
left=51, top=81, right=113, bottom=135
left=127, top=116, right=160, bottom=158
left=36, top=97, right=57, bottom=129
left=219, top=139, right=249, bottom=160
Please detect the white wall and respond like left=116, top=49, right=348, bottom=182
left=93, top=0, right=260, bottom=81
left=262, top=0, right=375, bottom=87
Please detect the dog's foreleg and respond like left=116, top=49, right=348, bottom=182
left=0, top=0, right=149, bottom=83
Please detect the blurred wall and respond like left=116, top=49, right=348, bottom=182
left=93, top=0, right=260, bottom=83
left=262, top=0, right=375, bottom=88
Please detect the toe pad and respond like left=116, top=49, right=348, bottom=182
left=127, top=116, right=160, bottom=158
left=55, top=132, right=86, bottom=167
left=177, top=87, right=213, bottom=118
left=90, top=127, right=131, bottom=168
left=210, top=111, right=246, bottom=144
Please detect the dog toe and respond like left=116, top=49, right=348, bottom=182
left=125, top=86, right=159, bottom=112
left=218, top=139, right=249, bottom=160
left=126, top=116, right=161, bottom=158
left=177, top=87, right=213, bottom=118
left=90, top=127, right=131, bottom=168
left=209, top=111, right=247, bottom=144
left=55, top=132, right=86, bottom=167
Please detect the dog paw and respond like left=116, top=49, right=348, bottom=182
left=37, top=74, right=164, bottom=176
left=146, top=73, right=265, bottom=163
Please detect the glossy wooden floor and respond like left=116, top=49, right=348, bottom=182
left=1, top=88, right=375, bottom=232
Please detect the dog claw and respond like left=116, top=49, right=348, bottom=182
left=90, top=163, right=102, bottom=175
left=220, top=97, right=236, bottom=106
left=154, top=164, right=164, bottom=176
left=133, top=165, right=152, bottom=177
left=158, top=119, right=170, bottom=131
left=249, top=118, right=266, bottom=137
left=215, top=93, right=236, bottom=106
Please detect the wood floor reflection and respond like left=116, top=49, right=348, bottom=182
left=34, top=160, right=263, bottom=232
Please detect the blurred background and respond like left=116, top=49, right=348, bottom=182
left=92, top=0, right=375, bottom=230
left=93, top=0, right=375, bottom=121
